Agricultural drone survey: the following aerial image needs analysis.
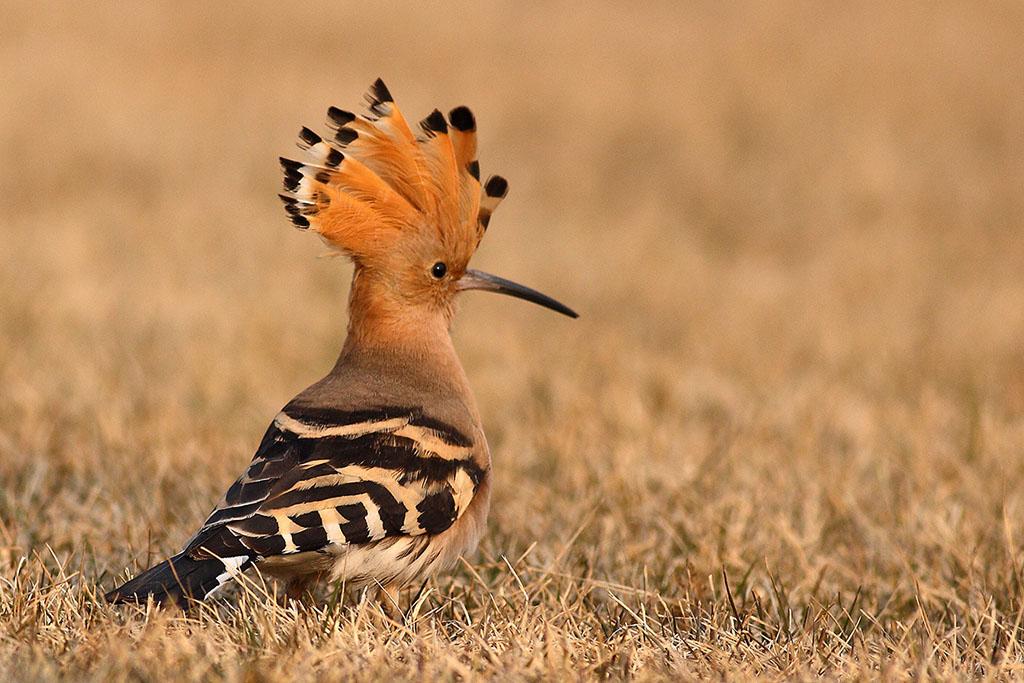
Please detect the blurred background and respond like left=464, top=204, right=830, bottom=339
left=1, top=0, right=1024, bottom=619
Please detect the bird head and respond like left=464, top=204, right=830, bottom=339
left=279, top=79, right=577, bottom=336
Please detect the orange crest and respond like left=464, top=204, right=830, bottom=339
left=279, top=79, right=508, bottom=271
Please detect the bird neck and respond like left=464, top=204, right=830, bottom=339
left=327, top=269, right=482, bottom=435
left=338, top=267, right=460, bottom=374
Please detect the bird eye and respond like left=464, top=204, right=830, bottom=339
left=431, top=261, right=448, bottom=279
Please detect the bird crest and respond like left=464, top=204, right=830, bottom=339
left=278, top=79, right=509, bottom=272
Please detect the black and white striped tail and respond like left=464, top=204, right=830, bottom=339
left=105, top=552, right=252, bottom=609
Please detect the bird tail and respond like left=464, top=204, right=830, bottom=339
left=105, top=552, right=252, bottom=608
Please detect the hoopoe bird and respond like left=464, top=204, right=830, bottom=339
left=106, top=79, right=576, bottom=609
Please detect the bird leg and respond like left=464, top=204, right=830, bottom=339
left=374, top=579, right=432, bottom=624
left=375, top=582, right=404, bottom=622
left=278, top=573, right=322, bottom=608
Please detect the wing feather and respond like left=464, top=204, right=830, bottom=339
left=184, top=407, right=484, bottom=563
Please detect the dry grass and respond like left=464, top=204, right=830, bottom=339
left=2, top=1, right=1024, bottom=679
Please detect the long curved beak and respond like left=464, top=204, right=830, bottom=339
left=458, top=269, right=578, bottom=318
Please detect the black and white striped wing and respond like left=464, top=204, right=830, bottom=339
left=181, top=406, right=485, bottom=569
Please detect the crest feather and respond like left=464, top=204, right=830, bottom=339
left=478, top=175, right=508, bottom=231
left=278, top=79, right=506, bottom=263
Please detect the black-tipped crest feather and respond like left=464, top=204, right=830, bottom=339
left=364, top=78, right=393, bottom=119
left=485, top=175, right=508, bottom=198
left=298, top=127, right=322, bottom=148
left=448, top=106, right=476, bottom=132
left=420, top=109, right=448, bottom=136
left=327, top=106, right=355, bottom=126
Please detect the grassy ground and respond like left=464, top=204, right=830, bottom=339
left=2, top=1, right=1024, bottom=679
